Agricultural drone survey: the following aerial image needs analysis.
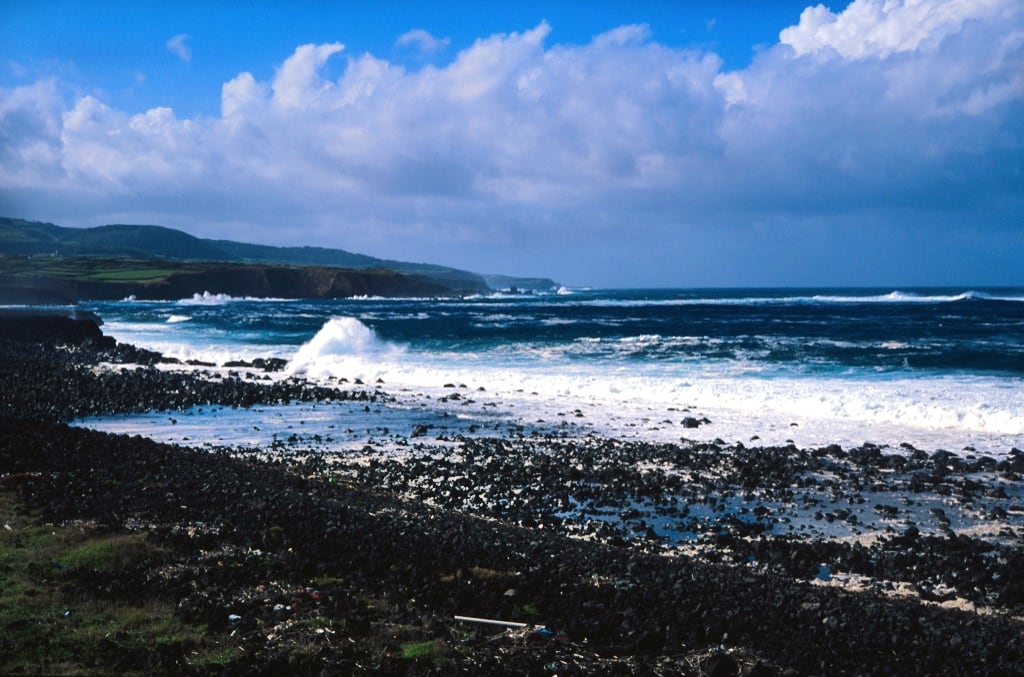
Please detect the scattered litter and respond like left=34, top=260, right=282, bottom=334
left=454, top=615, right=528, bottom=629
left=532, top=627, right=556, bottom=640
left=455, top=615, right=571, bottom=646
left=228, top=614, right=242, bottom=622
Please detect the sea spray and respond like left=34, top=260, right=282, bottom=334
left=287, top=316, right=403, bottom=382
left=79, top=288, right=1024, bottom=455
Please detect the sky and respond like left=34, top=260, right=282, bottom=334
left=1, top=1, right=1022, bottom=288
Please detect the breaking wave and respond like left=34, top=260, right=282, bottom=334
left=286, top=317, right=403, bottom=381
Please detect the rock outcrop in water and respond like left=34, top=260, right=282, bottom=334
left=0, top=308, right=114, bottom=348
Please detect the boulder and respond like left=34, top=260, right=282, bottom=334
left=0, top=309, right=115, bottom=349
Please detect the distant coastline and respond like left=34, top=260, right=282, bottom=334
left=0, top=255, right=477, bottom=304
left=0, top=216, right=558, bottom=302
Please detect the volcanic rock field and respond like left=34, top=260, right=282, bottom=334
left=1, top=314, right=1022, bottom=675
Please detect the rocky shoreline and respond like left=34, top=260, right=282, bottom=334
left=1, top=315, right=1022, bottom=675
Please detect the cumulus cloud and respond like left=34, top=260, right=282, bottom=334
left=2, top=0, right=1022, bottom=284
left=272, top=42, right=345, bottom=108
left=0, top=79, right=65, bottom=185
left=779, top=0, right=1010, bottom=58
left=221, top=71, right=265, bottom=117
left=166, top=34, right=192, bottom=62
left=396, top=29, right=451, bottom=54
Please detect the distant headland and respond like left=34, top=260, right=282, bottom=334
left=0, top=217, right=557, bottom=303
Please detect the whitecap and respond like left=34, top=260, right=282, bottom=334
left=286, top=316, right=404, bottom=382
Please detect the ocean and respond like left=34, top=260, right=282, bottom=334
left=72, top=287, right=1024, bottom=457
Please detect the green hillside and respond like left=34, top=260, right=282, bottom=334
left=0, top=217, right=503, bottom=292
left=1, top=217, right=559, bottom=292
left=0, top=255, right=465, bottom=304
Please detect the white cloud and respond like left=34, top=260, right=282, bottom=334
left=779, top=0, right=1009, bottom=59
left=591, top=23, right=651, bottom=48
left=221, top=71, right=267, bottom=117
left=2, top=2, right=1023, bottom=284
left=396, top=29, right=450, bottom=54
left=0, top=79, right=65, bottom=186
left=271, top=42, right=344, bottom=109
left=166, top=34, right=192, bottom=62
left=713, top=71, right=745, bottom=106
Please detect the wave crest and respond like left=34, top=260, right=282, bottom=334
left=810, top=290, right=1024, bottom=304
left=286, top=317, right=401, bottom=380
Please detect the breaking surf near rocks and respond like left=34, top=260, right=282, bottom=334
left=2, top=310, right=1023, bottom=674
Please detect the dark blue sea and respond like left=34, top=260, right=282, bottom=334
left=73, top=287, right=1024, bottom=455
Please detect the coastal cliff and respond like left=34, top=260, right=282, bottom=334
left=0, top=217, right=555, bottom=294
left=0, top=256, right=475, bottom=304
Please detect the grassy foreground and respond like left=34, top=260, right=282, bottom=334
left=0, top=482, right=486, bottom=675
left=0, top=488, right=239, bottom=674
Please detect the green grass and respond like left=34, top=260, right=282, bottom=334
left=83, top=268, right=178, bottom=282
left=60, top=532, right=156, bottom=569
left=0, top=255, right=189, bottom=284
left=399, top=639, right=449, bottom=663
left=0, top=490, right=234, bottom=674
left=188, top=643, right=246, bottom=668
left=518, top=603, right=542, bottom=620
left=310, top=574, right=346, bottom=587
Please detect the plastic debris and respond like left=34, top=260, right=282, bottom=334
left=454, top=615, right=528, bottom=629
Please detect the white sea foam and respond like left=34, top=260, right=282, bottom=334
left=100, top=318, right=292, bottom=365
left=185, top=291, right=235, bottom=304
left=286, top=317, right=403, bottom=382
left=810, top=291, right=974, bottom=304
left=178, top=291, right=295, bottom=304
left=82, top=299, right=1024, bottom=458
left=166, top=314, right=191, bottom=324
left=553, top=290, right=1024, bottom=309
left=270, top=318, right=1024, bottom=456
left=798, top=290, right=1024, bottom=304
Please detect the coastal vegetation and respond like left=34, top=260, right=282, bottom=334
left=0, top=489, right=236, bottom=673
left=0, top=217, right=557, bottom=298
left=0, top=255, right=472, bottom=304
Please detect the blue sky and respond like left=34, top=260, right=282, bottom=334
left=1, top=1, right=1021, bottom=287
left=3, top=2, right=826, bottom=117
